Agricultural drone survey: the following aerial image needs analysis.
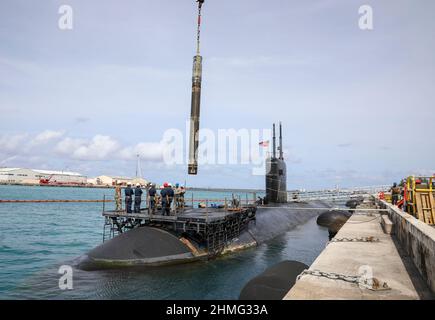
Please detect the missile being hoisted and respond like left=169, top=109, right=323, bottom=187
left=188, top=0, right=205, bottom=175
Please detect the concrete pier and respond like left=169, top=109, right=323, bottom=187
left=285, top=201, right=434, bottom=300
left=379, top=200, right=435, bottom=292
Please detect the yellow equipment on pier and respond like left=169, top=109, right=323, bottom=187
left=404, top=176, right=435, bottom=225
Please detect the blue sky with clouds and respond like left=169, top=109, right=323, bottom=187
left=0, top=0, right=434, bottom=190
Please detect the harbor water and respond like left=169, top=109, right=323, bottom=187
left=0, top=185, right=329, bottom=299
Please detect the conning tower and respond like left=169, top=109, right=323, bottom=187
left=266, top=122, right=287, bottom=203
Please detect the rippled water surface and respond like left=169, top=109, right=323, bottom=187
left=0, top=185, right=329, bottom=299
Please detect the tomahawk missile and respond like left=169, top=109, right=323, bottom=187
left=188, top=55, right=202, bottom=175
left=188, top=1, right=204, bottom=175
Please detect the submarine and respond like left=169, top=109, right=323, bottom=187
left=77, top=123, right=330, bottom=270
left=76, top=3, right=331, bottom=270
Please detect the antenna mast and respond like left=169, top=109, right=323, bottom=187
left=272, top=123, right=277, bottom=159
left=279, top=122, right=284, bottom=160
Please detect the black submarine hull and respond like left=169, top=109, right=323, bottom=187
left=77, top=227, right=201, bottom=270
left=77, top=123, right=330, bottom=270
left=77, top=201, right=328, bottom=270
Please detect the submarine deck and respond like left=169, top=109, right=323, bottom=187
left=101, top=206, right=257, bottom=251
left=102, top=207, right=253, bottom=223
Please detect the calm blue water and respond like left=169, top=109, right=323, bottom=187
left=0, top=185, right=329, bottom=300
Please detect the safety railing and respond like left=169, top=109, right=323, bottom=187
left=288, top=185, right=391, bottom=202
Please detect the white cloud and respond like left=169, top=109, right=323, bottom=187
left=75, top=135, right=120, bottom=160
left=32, top=130, right=65, bottom=145
left=119, top=142, right=164, bottom=161
left=0, top=133, right=29, bottom=153
left=56, top=135, right=120, bottom=161
left=0, top=130, right=65, bottom=159
left=55, top=137, right=86, bottom=155
left=0, top=130, right=168, bottom=172
left=55, top=136, right=165, bottom=162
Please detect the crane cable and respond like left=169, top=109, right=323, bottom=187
left=196, top=1, right=203, bottom=55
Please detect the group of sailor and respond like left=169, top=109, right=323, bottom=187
left=115, top=182, right=186, bottom=215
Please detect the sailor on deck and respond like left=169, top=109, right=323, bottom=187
left=179, top=187, right=186, bottom=209
left=148, top=184, right=157, bottom=213
left=160, top=183, right=169, bottom=215
left=174, top=183, right=186, bottom=210
left=167, top=183, right=175, bottom=214
left=114, top=181, right=122, bottom=211
left=124, top=183, right=134, bottom=213
left=134, top=183, right=143, bottom=213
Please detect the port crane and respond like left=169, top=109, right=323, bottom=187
left=39, top=174, right=54, bottom=185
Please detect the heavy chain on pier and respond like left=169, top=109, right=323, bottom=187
left=329, top=236, right=380, bottom=243
left=297, top=269, right=391, bottom=291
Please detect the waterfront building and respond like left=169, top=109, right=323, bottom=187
left=89, top=175, right=148, bottom=187
left=0, top=167, right=87, bottom=185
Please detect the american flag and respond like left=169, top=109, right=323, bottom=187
left=259, top=140, right=270, bottom=147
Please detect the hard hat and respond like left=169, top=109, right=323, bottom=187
left=168, top=183, right=172, bottom=187
left=175, top=183, right=180, bottom=187
left=136, top=183, right=140, bottom=187
left=127, top=182, right=131, bottom=186
left=163, top=182, right=168, bottom=187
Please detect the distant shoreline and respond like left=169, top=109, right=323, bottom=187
left=187, top=187, right=264, bottom=193
left=0, top=182, right=264, bottom=193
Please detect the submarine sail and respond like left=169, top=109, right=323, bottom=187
left=266, top=122, right=287, bottom=203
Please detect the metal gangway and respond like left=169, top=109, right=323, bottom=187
left=288, top=185, right=391, bottom=202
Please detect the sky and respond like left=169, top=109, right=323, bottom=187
left=0, top=0, right=434, bottom=190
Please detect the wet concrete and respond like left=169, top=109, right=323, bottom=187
left=379, top=200, right=435, bottom=293
left=285, top=207, right=434, bottom=300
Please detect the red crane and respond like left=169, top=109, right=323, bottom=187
left=39, top=174, right=54, bottom=185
